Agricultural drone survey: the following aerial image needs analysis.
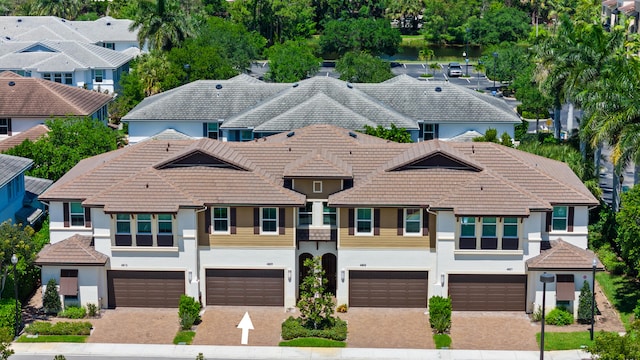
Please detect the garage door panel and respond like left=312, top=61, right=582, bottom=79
left=206, top=269, right=284, bottom=306
left=349, top=271, right=428, bottom=308
left=449, top=274, right=526, bottom=311
left=107, top=271, right=184, bottom=308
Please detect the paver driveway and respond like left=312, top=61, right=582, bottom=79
left=87, top=308, right=179, bottom=344
left=193, top=306, right=288, bottom=346
left=450, top=311, right=538, bottom=350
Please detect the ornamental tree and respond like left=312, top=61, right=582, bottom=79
left=297, top=256, right=335, bottom=330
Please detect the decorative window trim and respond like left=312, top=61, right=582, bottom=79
left=552, top=206, right=568, bottom=232
left=404, top=208, right=422, bottom=236
left=212, top=207, right=230, bottom=234
left=355, top=208, right=373, bottom=236
left=313, top=181, right=323, bottom=193
left=298, top=203, right=313, bottom=227
left=94, top=69, right=104, bottom=83
left=260, top=207, right=278, bottom=234
left=322, top=202, right=336, bottom=226
left=69, top=202, right=85, bottom=227
left=115, top=214, right=131, bottom=234
left=206, top=122, right=219, bottom=139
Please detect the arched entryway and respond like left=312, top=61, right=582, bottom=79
left=298, top=253, right=313, bottom=285
left=322, top=253, right=337, bottom=295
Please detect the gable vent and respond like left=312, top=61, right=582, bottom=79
left=215, top=84, right=223, bottom=90
left=435, top=87, right=442, bottom=92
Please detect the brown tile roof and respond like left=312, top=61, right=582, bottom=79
left=40, top=124, right=598, bottom=214
left=35, top=234, right=108, bottom=265
left=0, top=71, right=113, bottom=117
left=0, top=124, right=48, bottom=152
left=526, top=239, right=605, bottom=271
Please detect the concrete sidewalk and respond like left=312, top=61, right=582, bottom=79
left=11, top=343, right=591, bottom=360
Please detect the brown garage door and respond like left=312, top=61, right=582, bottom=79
left=349, top=271, right=428, bottom=308
left=107, top=270, right=185, bottom=308
left=206, top=269, right=284, bottom=306
left=448, top=274, right=526, bottom=311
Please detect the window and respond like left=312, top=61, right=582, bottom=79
left=15, top=70, right=31, bottom=77
left=356, top=208, right=373, bottom=235
left=423, top=124, right=436, bottom=140
left=313, top=181, right=322, bottom=193
left=0, top=118, right=9, bottom=135
left=102, top=42, right=115, bottom=50
left=482, top=217, right=497, bottom=237
left=137, top=214, right=152, bottom=234
left=43, top=72, right=73, bottom=85
left=240, top=130, right=253, bottom=142
left=94, top=69, right=104, bottom=83
left=323, top=203, right=336, bottom=226
left=261, top=208, right=278, bottom=233
left=69, top=202, right=84, bottom=227
left=460, top=217, right=475, bottom=237
left=158, top=214, right=172, bottom=234
left=298, top=203, right=313, bottom=226
left=206, top=123, right=219, bottom=139
left=213, top=207, right=229, bottom=233
left=404, top=208, right=422, bottom=235
left=552, top=206, right=568, bottom=231
left=503, top=217, right=518, bottom=237
left=116, top=214, right=130, bottom=234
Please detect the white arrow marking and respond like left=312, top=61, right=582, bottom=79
left=237, top=312, right=254, bottom=345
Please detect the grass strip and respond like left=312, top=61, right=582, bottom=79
left=279, top=337, right=346, bottom=347
left=173, top=330, right=196, bottom=345
left=596, top=272, right=640, bottom=328
left=433, top=334, right=452, bottom=349
left=535, top=331, right=597, bottom=350
left=17, top=335, right=87, bottom=343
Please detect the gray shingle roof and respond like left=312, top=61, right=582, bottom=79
left=24, top=175, right=53, bottom=196
left=0, top=154, right=32, bottom=187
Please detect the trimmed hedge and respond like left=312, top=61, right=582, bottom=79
left=281, top=316, right=347, bottom=341
left=0, top=298, right=21, bottom=337
left=25, top=321, right=92, bottom=335
left=58, top=306, right=86, bottom=319
left=429, top=296, right=452, bottom=334
left=546, top=307, right=573, bottom=326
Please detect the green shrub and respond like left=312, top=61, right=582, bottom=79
left=178, top=295, right=201, bottom=330
left=25, top=321, right=92, bottom=335
left=281, top=316, right=347, bottom=341
left=428, top=296, right=452, bottom=334
left=0, top=327, right=12, bottom=343
left=433, top=333, right=452, bottom=349
left=531, top=305, right=543, bottom=322
left=633, top=300, right=640, bottom=321
left=195, top=353, right=205, bottom=360
left=578, top=281, right=596, bottom=324
left=597, top=245, right=628, bottom=275
left=0, top=298, right=21, bottom=338
left=87, top=303, right=99, bottom=317
left=58, top=306, right=86, bottom=319
left=546, top=307, right=574, bottom=326
left=43, top=279, right=62, bottom=315
left=54, top=356, right=66, bottom=360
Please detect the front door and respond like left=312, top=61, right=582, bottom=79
left=322, top=253, right=337, bottom=294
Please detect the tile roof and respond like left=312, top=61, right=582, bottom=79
left=0, top=124, right=49, bottom=151
left=40, top=125, right=598, bottom=215
left=0, top=16, right=137, bottom=44
left=35, top=234, right=108, bottom=265
left=0, top=40, right=133, bottom=72
left=0, top=153, right=32, bottom=187
left=526, top=239, right=605, bottom=270
left=24, top=175, right=53, bottom=196
left=122, top=75, right=520, bottom=131
left=0, top=72, right=113, bottom=117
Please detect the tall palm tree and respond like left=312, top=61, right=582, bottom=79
left=130, top=0, right=197, bottom=51
left=34, top=0, right=81, bottom=19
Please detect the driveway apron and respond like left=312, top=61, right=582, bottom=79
left=450, top=311, right=538, bottom=350
left=87, top=308, right=179, bottom=344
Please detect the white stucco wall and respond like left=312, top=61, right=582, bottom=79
left=48, top=202, right=93, bottom=243
left=7, top=118, right=45, bottom=134
left=41, top=265, right=106, bottom=308
left=438, top=122, right=516, bottom=140
left=127, top=121, right=205, bottom=143
left=528, top=270, right=596, bottom=318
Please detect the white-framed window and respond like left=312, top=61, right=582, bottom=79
left=43, top=72, right=73, bottom=85
left=503, top=217, right=518, bottom=238
left=404, top=208, right=422, bottom=235
left=323, top=202, right=336, bottom=226
left=206, top=122, right=219, bottom=139
left=213, top=207, right=229, bottom=233
left=69, top=202, right=85, bottom=227
left=137, top=214, right=152, bottom=234
left=482, top=217, right=497, bottom=237
left=158, top=214, right=172, bottom=235
left=552, top=206, right=568, bottom=231
left=261, top=207, right=278, bottom=234
left=423, top=123, right=436, bottom=140
left=102, top=42, right=115, bottom=50
left=298, top=203, right=313, bottom=226
left=116, top=214, right=130, bottom=234
left=0, top=118, right=9, bottom=135
left=356, top=208, right=373, bottom=235
left=460, top=217, right=475, bottom=237
left=313, top=181, right=323, bottom=193
left=94, top=69, right=104, bottom=83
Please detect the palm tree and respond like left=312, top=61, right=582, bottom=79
left=130, top=0, right=197, bottom=51
left=418, top=48, right=434, bottom=75
left=33, top=0, right=81, bottom=19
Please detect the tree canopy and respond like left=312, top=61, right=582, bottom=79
left=319, top=18, right=401, bottom=56
left=265, top=40, right=321, bottom=82
left=335, top=51, right=394, bottom=83
left=362, top=124, right=412, bottom=143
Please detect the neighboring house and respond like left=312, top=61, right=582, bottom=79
left=0, top=16, right=140, bottom=52
left=0, top=71, right=113, bottom=139
left=37, top=124, right=600, bottom=317
left=0, top=154, right=52, bottom=227
left=122, top=74, right=521, bottom=143
left=0, top=40, right=133, bottom=93
left=602, top=0, right=639, bottom=33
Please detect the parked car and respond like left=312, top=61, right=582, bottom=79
left=447, top=62, right=463, bottom=77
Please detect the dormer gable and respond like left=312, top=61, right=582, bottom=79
left=283, top=149, right=353, bottom=179
left=385, top=140, right=483, bottom=172
left=19, top=43, right=57, bottom=53
left=153, top=139, right=252, bottom=171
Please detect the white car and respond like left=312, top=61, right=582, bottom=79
left=447, top=62, right=463, bottom=77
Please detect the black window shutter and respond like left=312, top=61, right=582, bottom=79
left=397, top=209, right=403, bottom=235
left=423, top=209, right=429, bottom=236
left=230, top=208, right=236, bottom=234
left=434, top=124, right=439, bottom=139
left=546, top=211, right=552, bottom=232
left=568, top=206, right=575, bottom=232
left=253, top=208, right=260, bottom=234
left=348, top=209, right=354, bottom=235
left=279, top=208, right=285, bottom=235
left=63, top=202, right=69, bottom=227
left=204, top=207, right=211, bottom=234
left=418, top=123, right=424, bottom=140
left=7, top=119, right=11, bottom=136
left=374, top=208, right=380, bottom=235
left=202, top=123, right=207, bottom=137
left=84, top=207, right=91, bottom=227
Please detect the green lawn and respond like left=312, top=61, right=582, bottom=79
left=173, top=330, right=196, bottom=345
left=279, top=337, right=346, bottom=347
left=17, top=335, right=88, bottom=343
left=536, top=332, right=594, bottom=350
left=596, top=272, right=640, bottom=327
left=433, top=334, right=452, bottom=349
